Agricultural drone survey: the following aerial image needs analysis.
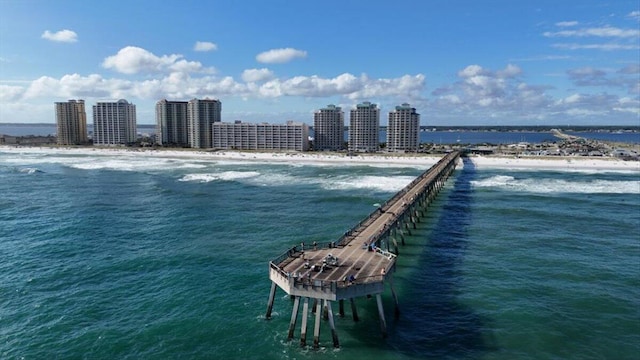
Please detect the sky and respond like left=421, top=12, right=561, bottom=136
left=0, top=0, right=639, bottom=126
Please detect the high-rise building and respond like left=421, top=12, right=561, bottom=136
left=212, top=121, right=309, bottom=151
left=187, top=98, right=221, bottom=148
left=92, top=99, right=137, bottom=146
left=156, top=99, right=189, bottom=147
left=349, top=101, right=379, bottom=152
left=387, top=103, right=420, bottom=152
left=313, top=104, right=344, bottom=151
left=55, top=99, right=88, bottom=145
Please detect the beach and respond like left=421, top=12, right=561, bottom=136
left=1, top=145, right=639, bottom=172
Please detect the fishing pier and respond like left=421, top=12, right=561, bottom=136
left=265, top=151, right=461, bottom=348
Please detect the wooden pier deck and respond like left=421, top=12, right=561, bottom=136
left=265, top=151, right=461, bottom=348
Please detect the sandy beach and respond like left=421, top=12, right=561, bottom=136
left=1, top=145, right=639, bottom=172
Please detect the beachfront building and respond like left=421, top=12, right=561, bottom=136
left=156, top=99, right=189, bottom=147
left=387, top=103, right=420, bottom=152
left=55, top=99, right=88, bottom=145
left=349, top=101, right=380, bottom=152
left=212, top=121, right=309, bottom=151
left=313, top=104, right=344, bottom=151
left=92, top=99, right=137, bottom=146
left=188, top=98, right=221, bottom=148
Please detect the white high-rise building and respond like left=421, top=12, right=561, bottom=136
left=188, top=98, right=221, bottom=148
left=92, top=99, right=137, bottom=146
left=349, top=101, right=379, bottom=152
left=55, top=99, right=87, bottom=145
left=212, top=121, right=309, bottom=151
left=156, top=99, right=189, bottom=147
left=313, top=104, right=344, bottom=151
left=387, top=103, right=420, bottom=152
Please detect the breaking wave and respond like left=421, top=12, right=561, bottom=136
left=472, top=175, right=640, bottom=194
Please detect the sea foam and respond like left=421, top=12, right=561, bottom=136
left=472, top=175, right=640, bottom=194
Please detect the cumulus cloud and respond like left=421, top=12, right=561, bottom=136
left=246, top=72, right=425, bottom=100
left=241, top=68, right=275, bottom=82
left=346, top=74, right=426, bottom=100
left=432, top=64, right=551, bottom=116
left=41, top=29, right=78, bottom=43
left=256, top=48, right=307, bottom=64
left=102, top=46, right=213, bottom=74
left=0, top=84, right=25, bottom=102
left=194, top=41, right=217, bottom=52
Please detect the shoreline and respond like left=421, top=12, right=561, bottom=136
left=1, top=145, right=638, bottom=172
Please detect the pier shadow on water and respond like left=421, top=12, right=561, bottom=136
left=388, top=157, right=494, bottom=359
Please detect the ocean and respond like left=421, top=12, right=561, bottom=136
left=1, top=148, right=638, bottom=359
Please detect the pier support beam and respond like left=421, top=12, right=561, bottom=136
left=376, top=294, right=387, bottom=338
left=313, top=298, right=322, bottom=349
left=300, top=297, right=309, bottom=347
left=389, top=276, right=400, bottom=319
left=339, top=299, right=345, bottom=317
left=350, top=298, right=359, bottom=322
left=265, top=281, right=276, bottom=320
left=287, top=296, right=300, bottom=340
left=326, top=300, right=340, bottom=348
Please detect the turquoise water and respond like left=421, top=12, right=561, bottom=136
left=1, top=148, right=638, bottom=359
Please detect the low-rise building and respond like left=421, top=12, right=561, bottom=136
left=212, top=121, right=309, bottom=151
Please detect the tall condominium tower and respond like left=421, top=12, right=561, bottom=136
left=92, top=99, right=137, bottom=146
left=187, top=98, right=221, bottom=148
left=349, top=101, right=379, bottom=152
left=313, top=104, right=344, bottom=151
left=387, top=103, right=420, bottom=152
left=55, top=99, right=88, bottom=145
left=156, top=99, right=189, bottom=147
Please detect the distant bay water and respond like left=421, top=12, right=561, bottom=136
left=1, top=124, right=639, bottom=144
left=1, top=148, right=638, bottom=359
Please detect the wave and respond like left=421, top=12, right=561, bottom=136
left=320, top=175, right=415, bottom=192
left=472, top=175, right=640, bottom=194
left=19, top=167, right=43, bottom=174
left=179, top=171, right=261, bottom=183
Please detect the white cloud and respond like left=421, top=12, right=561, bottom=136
left=458, top=65, right=485, bottom=78
left=0, top=85, right=25, bottom=102
left=497, top=64, right=522, bottom=78
left=627, top=11, right=640, bottom=20
left=102, top=46, right=213, bottom=74
left=552, top=43, right=640, bottom=51
left=194, top=41, right=218, bottom=52
left=543, top=26, right=640, bottom=38
left=241, top=68, right=275, bottom=82
left=555, top=21, right=578, bottom=27
left=256, top=48, right=307, bottom=64
left=41, top=29, right=78, bottom=43
left=3, top=61, right=637, bottom=125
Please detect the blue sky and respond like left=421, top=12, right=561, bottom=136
left=0, top=0, right=638, bottom=126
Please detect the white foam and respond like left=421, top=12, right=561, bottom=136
left=19, top=167, right=41, bottom=174
left=320, top=175, right=415, bottom=192
left=179, top=171, right=261, bottom=183
left=472, top=175, right=640, bottom=194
